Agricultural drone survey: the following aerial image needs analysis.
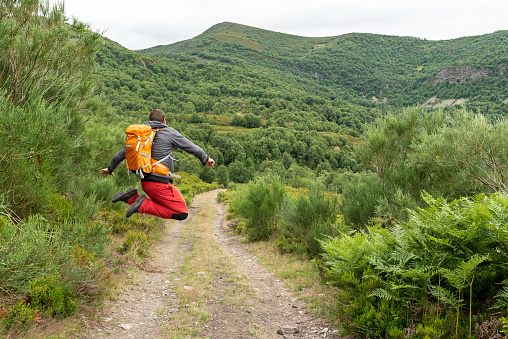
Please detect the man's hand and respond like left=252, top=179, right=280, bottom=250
left=205, top=158, right=215, bottom=168
left=100, top=168, right=114, bottom=177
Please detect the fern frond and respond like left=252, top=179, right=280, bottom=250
left=429, top=284, right=464, bottom=309
left=369, top=287, right=401, bottom=301
left=491, top=279, right=508, bottom=311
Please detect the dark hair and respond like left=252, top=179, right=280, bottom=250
left=149, top=109, right=165, bottom=122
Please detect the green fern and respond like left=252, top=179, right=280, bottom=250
left=491, top=279, right=508, bottom=313
left=369, top=287, right=401, bottom=301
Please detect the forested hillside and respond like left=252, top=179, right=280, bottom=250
left=95, top=36, right=380, bottom=137
left=93, top=22, right=508, bottom=187
left=141, top=22, right=508, bottom=115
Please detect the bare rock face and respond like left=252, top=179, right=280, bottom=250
left=435, top=66, right=492, bottom=83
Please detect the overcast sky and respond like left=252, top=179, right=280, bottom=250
left=50, top=0, right=507, bottom=50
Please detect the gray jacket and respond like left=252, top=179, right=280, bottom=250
left=108, top=121, right=209, bottom=183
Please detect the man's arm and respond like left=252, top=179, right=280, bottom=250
left=171, top=129, right=210, bottom=165
left=100, top=148, right=126, bottom=177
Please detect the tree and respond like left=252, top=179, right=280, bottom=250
left=0, top=0, right=102, bottom=108
left=228, top=160, right=253, bottom=183
left=242, top=113, right=261, bottom=128
left=282, top=151, right=294, bottom=169
left=231, top=114, right=243, bottom=126
left=216, top=165, right=229, bottom=188
left=358, top=108, right=421, bottom=187
left=183, top=101, right=196, bottom=115
left=174, top=152, right=202, bottom=177
left=199, top=166, right=215, bottom=183
left=415, top=111, right=508, bottom=194
left=0, top=0, right=104, bottom=216
left=189, top=112, right=205, bottom=123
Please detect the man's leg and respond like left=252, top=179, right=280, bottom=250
left=112, top=187, right=138, bottom=203
left=138, top=181, right=188, bottom=219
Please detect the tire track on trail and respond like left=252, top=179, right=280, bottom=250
left=79, top=206, right=192, bottom=338
left=209, top=192, right=340, bottom=339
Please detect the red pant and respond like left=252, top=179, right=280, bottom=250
left=127, top=181, right=188, bottom=219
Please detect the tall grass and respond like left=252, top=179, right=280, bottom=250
left=0, top=210, right=110, bottom=296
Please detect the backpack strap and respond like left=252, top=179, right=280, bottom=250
left=150, top=128, right=181, bottom=178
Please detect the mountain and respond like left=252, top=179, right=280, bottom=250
left=94, top=23, right=508, bottom=138
left=140, top=22, right=508, bottom=113
left=95, top=29, right=380, bottom=137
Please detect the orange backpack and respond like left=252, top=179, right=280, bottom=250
left=124, top=125, right=173, bottom=178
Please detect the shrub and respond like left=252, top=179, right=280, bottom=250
left=339, top=173, right=384, bottom=229
left=216, top=165, right=230, bottom=188
left=29, top=275, right=78, bottom=317
left=279, top=183, right=341, bottom=257
left=63, top=245, right=108, bottom=299
left=230, top=175, right=286, bottom=241
left=0, top=206, right=110, bottom=297
left=216, top=190, right=230, bottom=204
left=321, top=192, right=508, bottom=338
left=0, top=302, right=41, bottom=331
left=0, top=215, right=64, bottom=292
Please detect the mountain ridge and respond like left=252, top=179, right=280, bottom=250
left=137, top=23, right=508, bottom=110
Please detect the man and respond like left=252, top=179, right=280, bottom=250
left=100, top=109, right=214, bottom=219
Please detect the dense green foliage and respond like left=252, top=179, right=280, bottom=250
left=0, top=0, right=101, bottom=108
left=95, top=20, right=508, bottom=339
left=95, top=32, right=381, bottom=137
left=0, top=1, right=115, bottom=332
left=230, top=171, right=508, bottom=338
left=229, top=175, right=342, bottom=257
left=230, top=175, right=287, bottom=241
left=345, top=108, right=508, bottom=228
left=322, top=192, right=508, bottom=338
left=228, top=107, right=508, bottom=338
left=92, top=22, right=508, bottom=190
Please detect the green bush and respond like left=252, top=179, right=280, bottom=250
left=0, top=302, right=40, bottom=331
left=278, top=183, right=341, bottom=257
left=216, top=165, right=230, bottom=188
left=322, top=192, right=508, bottom=338
left=373, top=187, right=419, bottom=225
left=230, top=175, right=287, bottom=241
left=0, top=215, right=64, bottom=292
left=339, top=173, right=384, bottom=229
left=216, top=190, right=229, bottom=203
left=63, top=245, right=108, bottom=299
left=0, top=204, right=110, bottom=297
left=29, top=275, right=78, bottom=317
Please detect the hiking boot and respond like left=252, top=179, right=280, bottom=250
left=112, top=187, right=138, bottom=203
left=125, top=194, right=146, bottom=218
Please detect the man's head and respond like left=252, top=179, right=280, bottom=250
left=149, top=109, right=166, bottom=123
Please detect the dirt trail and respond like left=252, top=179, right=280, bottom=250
left=80, top=190, right=339, bottom=338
